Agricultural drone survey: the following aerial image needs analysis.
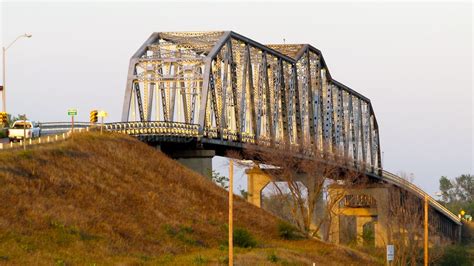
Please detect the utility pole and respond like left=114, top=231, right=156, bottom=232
left=228, top=160, right=234, bottom=266
left=424, top=195, right=429, bottom=266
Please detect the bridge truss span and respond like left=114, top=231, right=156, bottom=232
left=122, top=31, right=382, bottom=173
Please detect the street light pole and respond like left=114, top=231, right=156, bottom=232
left=2, top=33, right=32, bottom=113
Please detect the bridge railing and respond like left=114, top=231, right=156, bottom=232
left=381, top=170, right=461, bottom=225
left=203, top=127, right=259, bottom=144
left=104, top=121, right=199, bottom=137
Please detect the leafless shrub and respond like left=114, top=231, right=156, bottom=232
left=387, top=185, right=423, bottom=265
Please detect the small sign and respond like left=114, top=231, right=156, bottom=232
left=387, top=245, right=395, bottom=261
left=98, top=111, right=108, bottom=118
left=67, top=108, right=77, bottom=116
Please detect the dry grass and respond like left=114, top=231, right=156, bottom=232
left=0, top=132, right=380, bottom=265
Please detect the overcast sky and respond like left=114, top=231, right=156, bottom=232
left=1, top=1, right=472, bottom=196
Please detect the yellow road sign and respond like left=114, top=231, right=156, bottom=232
left=98, top=111, right=108, bottom=117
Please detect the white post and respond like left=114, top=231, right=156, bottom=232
left=0, top=143, right=3, bottom=149
left=62, top=133, right=65, bottom=139
left=47, top=136, right=50, bottom=142
left=55, top=135, right=58, bottom=141
left=38, top=137, right=41, bottom=144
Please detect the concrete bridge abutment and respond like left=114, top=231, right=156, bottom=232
left=169, top=149, right=215, bottom=178
left=246, top=167, right=271, bottom=208
left=328, top=185, right=390, bottom=248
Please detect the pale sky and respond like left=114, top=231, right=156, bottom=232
left=1, top=1, right=472, bottom=196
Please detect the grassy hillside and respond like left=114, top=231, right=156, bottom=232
left=0, top=132, right=379, bottom=265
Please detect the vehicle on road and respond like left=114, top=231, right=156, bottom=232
left=8, top=120, right=41, bottom=142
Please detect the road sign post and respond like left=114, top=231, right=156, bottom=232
left=0, top=111, right=7, bottom=128
left=90, top=110, right=98, bottom=126
left=386, top=244, right=394, bottom=265
left=98, top=111, right=108, bottom=134
left=67, top=108, right=77, bottom=133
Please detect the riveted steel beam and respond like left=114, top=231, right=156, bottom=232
left=246, top=45, right=257, bottom=141
left=262, top=52, right=273, bottom=144
left=292, top=63, right=303, bottom=145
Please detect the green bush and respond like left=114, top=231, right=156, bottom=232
left=233, top=228, right=257, bottom=248
left=0, top=128, right=7, bottom=138
left=267, top=252, right=279, bottom=263
left=438, top=245, right=470, bottom=266
left=277, top=221, right=301, bottom=240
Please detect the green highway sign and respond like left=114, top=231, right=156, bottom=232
left=68, top=108, right=77, bottom=116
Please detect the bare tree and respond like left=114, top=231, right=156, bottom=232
left=387, top=186, right=423, bottom=265
left=232, top=140, right=366, bottom=239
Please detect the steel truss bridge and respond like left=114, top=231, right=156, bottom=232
left=116, top=31, right=460, bottom=241
left=122, top=31, right=380, bottom=169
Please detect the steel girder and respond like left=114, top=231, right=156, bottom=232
left=121, top=31, right=382, bottom=172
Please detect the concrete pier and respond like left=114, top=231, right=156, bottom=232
left=170, top=149, right=215, bottom=177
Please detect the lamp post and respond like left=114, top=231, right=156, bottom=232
left=2, top=33, right=32, bottom=113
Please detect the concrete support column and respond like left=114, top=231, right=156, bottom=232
left=171, top=149, right=215, bottom=177
left=328, top=185, right=389, bottom=248
left=373, top=187, right=389, bottom=247
left=246, top=167, right=271, bottom=208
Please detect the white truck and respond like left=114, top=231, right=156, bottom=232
left=8, top=120, right=41, bottom=142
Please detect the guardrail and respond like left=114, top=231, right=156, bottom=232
left=382, top=170, right=461, bottom=225
left=39, top=122, right=90, bottom=135
left=0, top=127, right=90, bottom=150
left=39, top=122, right=91, bottom=127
